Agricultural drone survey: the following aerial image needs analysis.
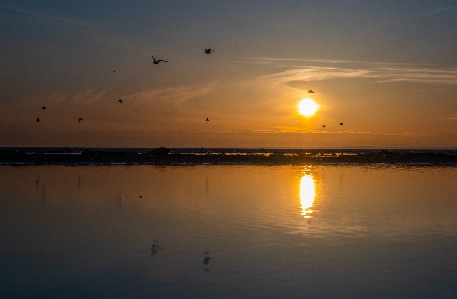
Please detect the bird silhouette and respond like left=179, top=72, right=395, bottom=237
left=152, top=56, right=168, bottom=64
left=41, top=107, right=46, bottom=110
left=322, top=125, right=326, bottom=127
left=340, top=123, right=343, bottom=125
left=204, top=48, right=215, bottom=54
left=36, top=118, right=40, bottom=122
left=203, top=251, right=210, bottom=265
left=79, top=118, right=83, bottom=122
left=308, top=89, right=315, bottom=93
left=206, top=118, right=209, bottom=121
left=118, top=100, right=123, bottom=104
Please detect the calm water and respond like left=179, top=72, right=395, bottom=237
left=1, top=165, right=456, bottom=298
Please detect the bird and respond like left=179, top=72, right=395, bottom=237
left=204, top=48, right=215, bottom=54
left=322, top=125, right=326, bottom=128
left=203, top=251, right=210, bottom=265
left=152, top=56, right=167, bottom=64
left=79, top=118, right=83, bottom=122
left=36, top=118, right=40, bottom=122
left=308, top=89, right=315, bottom=93
left=206, top=118, right=209, bottom=121
left=340, top=123, right=343, bottom=125
left=113, top=70, right=116, bottom=72
left=118, top=100, right=123, bottom=104
left=41, top=107, right=46, bottom=110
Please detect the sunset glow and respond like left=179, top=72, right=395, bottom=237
left=1, top=1, right=457, bottom=148
left=298, top=99, right=319, bottom=117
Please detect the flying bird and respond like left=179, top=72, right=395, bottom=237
left=203, top=251, right=210, bottom=265
left=204, top=48, right=215, bottom=54
left=206, top=118, right=209, bottom=121
left=41, top=107, right=46, bottom=110
left=308, top=89, right=315, bottom=93
left=340, top=123, right=343, bottom=125
left=118, top=100, right=123, bottom=104
left=152, top=56, right=168, bottom=64
left=322, top=125, right=326, bottom=128
left=36, top=118, right=40, bottom=122
left=79, top=118, right=83, bottom=122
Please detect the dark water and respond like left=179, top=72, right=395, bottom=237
left=1, top=165, right=457, bottom=298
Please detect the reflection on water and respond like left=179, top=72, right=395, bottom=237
left=1, top=165, right=457, bottom=299
left=299, top=173, right=315, bottom=219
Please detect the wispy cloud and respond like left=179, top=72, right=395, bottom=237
left=253, top=58, right=457, bottom=85
left=0, top=3, right=132, bottom=49
left=223, top=128, right=436, bottom=137
left=419, top=6, right=457, bottom=17
left=16, top=82, right=218, bottom=129
left=438, top=116, right=457, bottom=121
left=0, top=3, right=91, bottom=28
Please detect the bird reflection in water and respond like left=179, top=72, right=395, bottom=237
left=203, top=251, right=211, bottom=272
left=151, top=242, right=158, bottom=256
left=300, top=168, right=316, bottom=219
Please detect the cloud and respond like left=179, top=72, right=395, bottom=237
left=11, top=82, right=218, bottom=131
left=438, top=116, right=457, bottom=121
left=0, top=3, right=91, bottom=28
left=419, top=6, right=457, bottom=17
left=211, top=128, right=436, bottom=137
left=248, top=58, right=457, bottom=85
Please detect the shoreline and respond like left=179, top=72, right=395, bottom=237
left=2, top=148, right=457, bottom=166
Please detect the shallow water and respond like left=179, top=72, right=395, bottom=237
left=1, top=165, right=456, bottom=298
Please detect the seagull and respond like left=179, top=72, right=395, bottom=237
left=79, top=118, right=83, bottom=122
left=204, top=48, right=215, bottom=54
left=36, top=118, right=40, bottom=122
left=308, top=89, right=315, bottom=93
left=152, top=56, right=168, bottom=64
left=41, top=107, right=46, bottom=110
left=203, top=251, right=210, bottom=265
left=322, top=125, right=326, bottom=128
left=118, top=100, right=123, bottom=104
left=340, top=122, right=343, bottom=125
left=206, top=118, right=209, bottom=121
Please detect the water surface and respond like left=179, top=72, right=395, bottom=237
left=1, top=165, right=456, bottom=298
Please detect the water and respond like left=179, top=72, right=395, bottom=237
left=1, top=165, right=456, bottom=298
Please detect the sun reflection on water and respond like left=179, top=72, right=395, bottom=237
left=300, top=171, right=316, bottom=219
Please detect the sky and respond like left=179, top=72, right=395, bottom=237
left=1, top=0, right=457, bottom=148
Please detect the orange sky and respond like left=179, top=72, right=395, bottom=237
left=1, top=1, right=457, bottom=148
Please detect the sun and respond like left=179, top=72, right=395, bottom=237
left=298, top=98, right=319, bottom=117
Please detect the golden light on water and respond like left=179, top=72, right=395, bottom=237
left=300, top=173, right=316, bottom=218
